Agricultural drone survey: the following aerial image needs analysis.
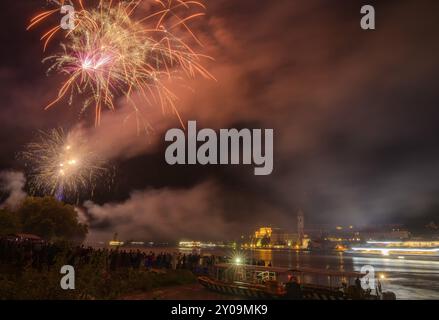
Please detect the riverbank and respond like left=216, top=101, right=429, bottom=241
left=0, top=240, right=210, bottom=299
left=121, top=283, right=236, bottom=300
left=0, top=264, right=197, bottom=300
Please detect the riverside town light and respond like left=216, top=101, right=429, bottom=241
left=165, top=121, right=274, bottom=176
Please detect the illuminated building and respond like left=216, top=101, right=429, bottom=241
left=109, top=233, right=124, bottom=247
left=361, top=230, right=411, bottom=241
left=249, top=227, right=306, bottom=249
left=179, top=241, right=218, bottom=248
left=323, top=225, right=361, bottom=243
left=255, top=227, right=273, bottom=239
left=179, top=241, right=202, bottom=248
left=246, top=212, right=311, bottom=249
left=109, top=240, right=124, bottom=247
left=252, top=227, right=275, bottom=247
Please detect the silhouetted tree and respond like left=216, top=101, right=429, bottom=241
left=0, top=208, right=21, bottom=235
left=18, top=197, right=87, bottom=242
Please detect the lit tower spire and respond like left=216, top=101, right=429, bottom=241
left=297, top=209, right=305, bottom=247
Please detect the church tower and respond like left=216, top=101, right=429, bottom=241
left=297, top=209, right=305, bottom=246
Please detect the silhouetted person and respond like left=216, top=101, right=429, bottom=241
left=285, top=275, right=302, bottom=300
left=355, top=277, right=361, bottom=290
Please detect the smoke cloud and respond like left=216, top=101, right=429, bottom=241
left=82, top=181, right=234, bottom=242
left=0, top=171, right=27, bottom=210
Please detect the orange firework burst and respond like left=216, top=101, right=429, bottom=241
left=28, top=0, right=214, bottom=128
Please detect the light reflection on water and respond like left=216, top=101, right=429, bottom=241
left=261, top=250, right=439, bottom=300
left=130, top=246, right=439, bottom=300
left=350, top=256, right=439, bottom=300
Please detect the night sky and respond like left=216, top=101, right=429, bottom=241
left=1, top=0, right=439, bottom=241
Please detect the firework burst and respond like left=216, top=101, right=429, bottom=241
left=29, top=0, right=214, bottom=127
left=19, top=128, right=110, bottom=200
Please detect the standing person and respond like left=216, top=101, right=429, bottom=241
left=355, top=277, right=362, bottom=290
left=354, top=277, right=364, bottom=299
left=171, top=252, right=178, bottom=270
left=284, top=275, right=303, bottom=300
left=355, top=277, right=363, bottom=293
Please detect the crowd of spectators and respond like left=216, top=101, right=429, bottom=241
left=0, top=237, right=228, bottom=274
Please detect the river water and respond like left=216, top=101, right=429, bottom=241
left=135, top=247, right=439, bottom=300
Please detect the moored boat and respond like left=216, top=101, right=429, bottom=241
left=198, top=263, right=396, bottom=300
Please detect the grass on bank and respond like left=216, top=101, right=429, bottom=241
left=0, top=262, right=197, bottom=300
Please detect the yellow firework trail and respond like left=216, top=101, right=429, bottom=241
left=19, top=128, right=110, bottom=199
left=29, top=0, right=214, bottom=127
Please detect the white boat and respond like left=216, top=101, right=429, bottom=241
left=348, top=240, right=439, bottom=259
